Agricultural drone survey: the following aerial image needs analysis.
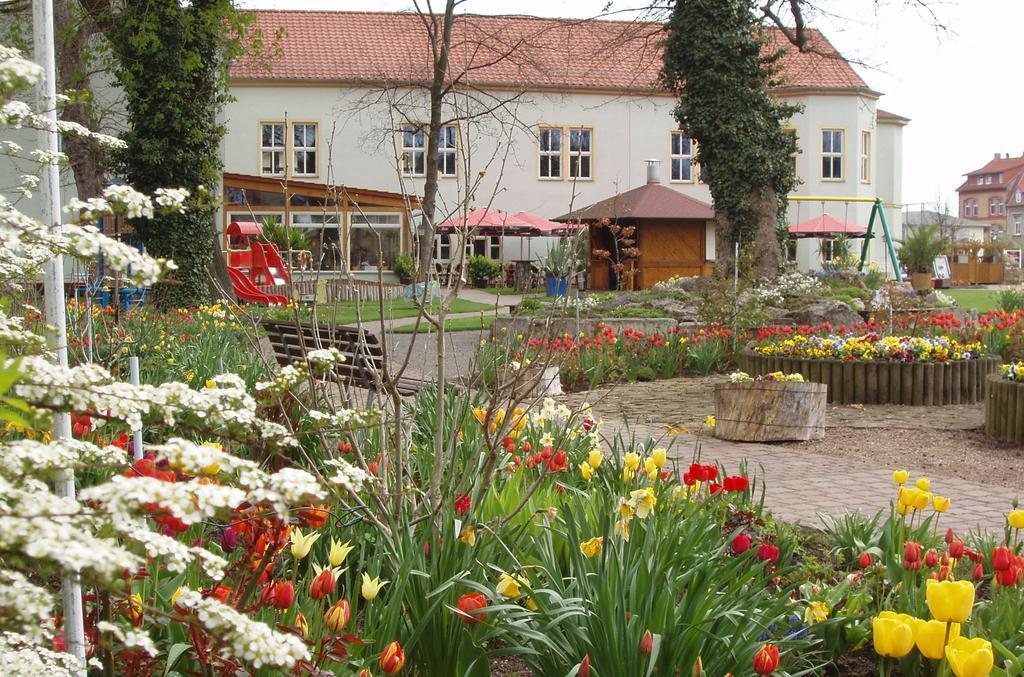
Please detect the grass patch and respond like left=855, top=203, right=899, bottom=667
left=480, top=287, right=544, bottom=296
left=267, top=298, right=495, bottom=324
left=945, top=288, right=1000, bottom=312
left=390, top=313, right=497, bottom=334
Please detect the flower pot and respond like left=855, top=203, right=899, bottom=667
left=911, top=272, right=933, bottom=293
left=545, top=276, right=568, bottom=297
left=713, top=381, right=827, bottom=442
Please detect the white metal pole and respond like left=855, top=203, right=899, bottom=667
left=129, top=356, right=144, bottom=461
left=33, top=0, right=87, bottom=672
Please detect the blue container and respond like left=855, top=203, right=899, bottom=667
left=545, top=276, right=568, bottom=297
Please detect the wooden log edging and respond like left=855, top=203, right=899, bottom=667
left=737, top=351, right=1001, bottom=405
left=985, top=375, right=1024, bottom=445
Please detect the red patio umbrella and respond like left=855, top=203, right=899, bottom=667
left=435, top=207, right=533, bottom=235
left=788, top=213, right=867, bottom=238
left=511, top=211, right=585, bottom=236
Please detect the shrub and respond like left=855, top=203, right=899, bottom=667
left=998, top=287, right=1024, bottom=313
left=467, top=255, right=501, bottom=287
left=392, top=253, right=415, bottom=283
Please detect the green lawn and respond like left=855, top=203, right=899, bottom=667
left=944, top=289, right=1000, bottom=312
left=389, top=313, right=497, bottom=334
left=480, top=286, right=544, bottom=296
left=266, top=298, right=495, bottom=324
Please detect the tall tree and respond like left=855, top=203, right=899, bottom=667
left=661, top=0, right=799, bottom=279
left=79, top=0, right=258, bottom=306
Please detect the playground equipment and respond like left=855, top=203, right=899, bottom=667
left=789, top=197, right=902, bottom=282
left=225, top=221, right=291, bottom=305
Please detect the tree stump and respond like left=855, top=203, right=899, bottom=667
left=986, top=375, right=1024, bottom=445
left=713, top=381, right=828, bottom=442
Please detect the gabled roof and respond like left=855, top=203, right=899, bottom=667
left=231, top=11, right=872, bottom=95
left=554, top=182, right=714, bottom=221
left=955, top=154, right=1024, bottom=193
left=1005, top=171, right=1024, bottom=207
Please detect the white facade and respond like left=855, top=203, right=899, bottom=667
left=220, top=82, right=904, bottom=274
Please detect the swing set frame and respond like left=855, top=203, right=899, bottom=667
left=790, top=196, right=902, bottom=282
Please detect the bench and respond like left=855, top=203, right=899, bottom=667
left=260, top=319, right=428, bottom=398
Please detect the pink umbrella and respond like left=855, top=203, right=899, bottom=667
left=788, top=213, right=867, bottom=238
left=512, top=211, right=585, bottom=236
left=435, top=207, right=533, bottom=235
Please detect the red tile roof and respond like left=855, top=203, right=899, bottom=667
left=956, top=154, right=1024, bottom=193
left=231, top=11, right=871, bottom=94
left=555, top=182, right=715, bottom=221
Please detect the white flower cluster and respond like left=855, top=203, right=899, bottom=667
left=0, top=631, right=83, bottom=676
left=153, top=187, right=190, bottom=210
left=96, top=621, right=157, bottom=657
left=0, top=570, right=53, bottom=644
left=0, top=45, right=44, bottom=93
left=110, top=516, right=227, bottom=578
left=0, top=310, right=46, bottom=351
left=306, top=406, right=381, bottom=430
left=305, top=347, right=346, bottom=369
left=55, top=120, right=126, bottom=150
left=256, top=363, right=306, bottom=397
left=529, top=397, right=573, bottom=427
left=63, top=224, right=175, bottom=286
left=746, top=272, right=823, bottom=308
left=0, top=438, right=126, bottom=478
left=323, top=457, right=371, bottom=493
left=66, top=184, right=185, bottom=222
left=173, top=589, right=310, bottom=669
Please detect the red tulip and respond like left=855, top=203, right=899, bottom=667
left=456, top=592, right=488, bottom=625
left=310, top=568, right=336, bottom=600
left=261, top=580, right=294, bottom=610
left=903, top=540, right=922, bottom=569
left=996, top=566, right=1018, bottom=587
left=731, top=533, right=752, bottom=555
left=380, top=640, right=405, bottom=674
left=454, top=493, right=471, bottom=516
left=945, top=527, right=956, bottom=545
left=547, top=450, right=568, bottom=472
left=948, top=540, right=965, bottom=560
left=858, top=552, right=873, bottom=569
left=972, top=562, right=985, bottom=581
left=993, top=546, right=1012, bottom=571
left=753, top=643, right=780, bottom=675
left=639, top=629, right=654, bottom=655
left=757, top=544, right=780, bottom=564
left=324, top=599, right=351, bottom=633
left=924, top=548, right=938, bottom=568
left=578, top=654, right=591, bottom=677
left=723, top=475, right=750, bottom=492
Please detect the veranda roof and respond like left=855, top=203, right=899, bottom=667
left=555, top=182, right=715, bottom=222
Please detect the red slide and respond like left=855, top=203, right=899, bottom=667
left=227, top=267, right=288, bottom=306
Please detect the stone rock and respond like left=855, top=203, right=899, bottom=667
left=761, top=306, right=791, bottom=324
left=646, top=298, right=699, bottom=322
left=789, top=299, right=863, bottom=328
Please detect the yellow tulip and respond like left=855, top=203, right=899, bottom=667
left=916, top=477, right=931, bottom=491
left=472, top=407, right=487, bottom=424
left=893, top=469, right=909, bottom=485
left=289, top=528, right=321, bottom=559
left=360, top=572, right=388, bottom=601
left=926, top=579, right=975, bottom=623
left=580, top=537, right=603, bottom=558
left=623, top=452, right=641, bottom=472
left=932, top=496, right=951, bottom=513
left=651, top=448, right=667, bottom=468
left=644, top=457, right=658, bottom=480
left=497, top=572, right=526, bottom=598
left=913, top=618, right=960, bottom=660
left=913, top=491, right=931, bottom=511
left=579, top=461, right=594, bottom=481
left=588, top=449, right=603, bottom=469
left=329, top=539, right=354, bottom=567
left=872, top=611, right=915, bottom=658
left=899, top=486, right=919, bottom=507
left=945, top=636, right=994, bottom=677
left=1008, top=509, right=1024, bottom=529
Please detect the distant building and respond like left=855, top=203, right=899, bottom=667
left=955, top=153, right=1024, bottom=238
left=1002, top=171, right=1024, bottom=247
left=903, top=209, right=991, bottom=243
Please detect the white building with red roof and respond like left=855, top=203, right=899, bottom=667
left=220, top=10, right=907, bottom=278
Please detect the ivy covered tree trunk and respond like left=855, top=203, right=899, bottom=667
left=661, top=0, right=799, bottom=280
left=82, top=0, right=239, bottom=307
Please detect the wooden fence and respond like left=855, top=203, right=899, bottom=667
left=985, top=375, right=1024, bottom=444
left=737, top=351, right=1001, bottom=405
left=258, top=278, right=406, bottom=303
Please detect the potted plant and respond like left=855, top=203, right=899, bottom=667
left=467, top=255, right=501, bottom=288
left=541, top=234, right=585, bottom=296
left=392, top=253, right=414, bottom=284
left=897, top=225, right=947, bottom=293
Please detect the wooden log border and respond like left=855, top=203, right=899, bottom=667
left=985, top=375, right=1024, bottom=445
left=738, top=351, right=1001, bottom=405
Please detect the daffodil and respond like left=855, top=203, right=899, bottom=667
left=579, top=461, right=594, bottom=481
left=361, top=572, right=388, bottom=601
left=705, top=415, right=715, bottom=428
left=804, top=601, right=829, bottom=625
left=630, top=488, right=657, bottom=518
left=580, top=537, right=603, bottom=558
left=497, top=572, right=527, bottom=598
left=329, top=539, right=354, bottom=567
left=289, top=528, right=321, bottom=559
left=459, top=525, right=477, bottom=546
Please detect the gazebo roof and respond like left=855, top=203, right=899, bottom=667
left=555, top=183, right=715, bottom=222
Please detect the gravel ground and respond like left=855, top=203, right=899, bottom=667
left=559, top=375, right=1024, bottom=491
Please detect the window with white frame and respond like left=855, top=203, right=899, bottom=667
left=860, top=130, right=871, bottom=183
left=1015, top=214, right=1022, bottom=237
left=538, top=126, right=562, bottom=179
left=670, top=131, right=695, bottom=182
left=972, top=199, right=979, bottom=217
left=1017, top=190, right=1022, bottom=203
left=568, top=127, right=593, bottom=179
left=260, top=123, right=285, bottom=176
left=986, top=175, right=993, bottom=184
left=990, top=197, right=998, bottom=215
left=292, top=123, right=317, bottom=176
left=976, top=176, right=984, bottom=185
left=437, top=124, right=457, bottom=177
left=999, top=198, right=1005, bottom=215
left=435, top=235, right=452, bottom=261
left=401, top=124, right=426, bottom=177
left=821, top=129, right=843, bottom=180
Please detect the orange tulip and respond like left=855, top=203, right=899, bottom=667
left=323, top=598, right=351, bottom=634
left=380, top=640, right=405, bottom=674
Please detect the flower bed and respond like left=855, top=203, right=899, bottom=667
left=739, top=345, right=1000, bottom=405
left=714, top=372, right=827, bottom=442
left=985, top=363, right=1024, bottom=444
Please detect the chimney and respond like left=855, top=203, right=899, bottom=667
left=645, top=159, right=661, bottom=185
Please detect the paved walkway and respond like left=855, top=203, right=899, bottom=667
left=594, top=414, right=1018, bottom=535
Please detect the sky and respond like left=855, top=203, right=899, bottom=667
left=237, top=0, right=1024, bottom=211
